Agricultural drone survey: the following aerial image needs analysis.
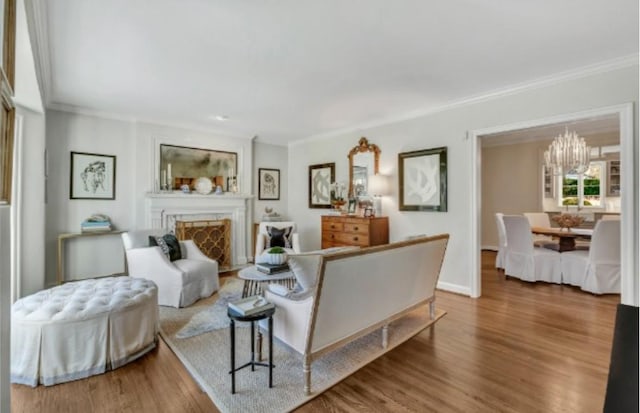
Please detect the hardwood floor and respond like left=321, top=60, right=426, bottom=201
left=11, top=251, right=619, bottom=412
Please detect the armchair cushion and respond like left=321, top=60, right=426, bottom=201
left=288, top=254, right=322, bottom=290
left=266, top=226, right=293, bottom=249
left=149, top=234, right=182, bottom=262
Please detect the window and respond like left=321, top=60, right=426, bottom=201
left=560, top=161, right=605, bottom=208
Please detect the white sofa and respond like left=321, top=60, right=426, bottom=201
left=263, top=234, right=449, bottom=395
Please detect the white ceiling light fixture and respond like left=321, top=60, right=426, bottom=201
left=544, top=127, right=591, bottom=176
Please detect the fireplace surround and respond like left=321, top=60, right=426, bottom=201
left=144, top=192, right=252, bottom=267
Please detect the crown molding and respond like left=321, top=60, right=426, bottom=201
left=46, top=102, right=256, bottom=141
left=24, top=0, right=51, bottom=106
left=290, top=54, right=639, bottom=147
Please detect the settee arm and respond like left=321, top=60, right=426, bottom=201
left=291, top=233, right=301, bottom=253
left=255, top=234, right=266, bottom=259
left=180, top=240, right=216, bottom=263
left=126, top=246, right=183, bottom=283
left=263, top=289, right=314, bottom=354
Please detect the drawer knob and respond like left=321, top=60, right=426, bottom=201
left=353, top=237, right=359, bottom=241
left=354, top=226, right=359, bottom=231
left=331, top=225, right=335, bottom=229
left=331, top=234, right=335, bottom=239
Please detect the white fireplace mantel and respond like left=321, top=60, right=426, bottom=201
left=144, top=192, right=254, bottom=266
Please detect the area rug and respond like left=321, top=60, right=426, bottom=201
left=175, top=278, right=247, bottom=339
left=158, top=282, right=446, bottom=413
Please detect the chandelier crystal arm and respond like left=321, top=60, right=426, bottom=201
left=543, top=127, right=590, bottom=176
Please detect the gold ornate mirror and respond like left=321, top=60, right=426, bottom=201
left=348, top=137, right=380, bottom=197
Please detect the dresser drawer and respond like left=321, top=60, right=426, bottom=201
left=343, top=223, right=369, bottom=235
left=322, top=221, right=344, bottom=232
left=334, top=232, right=369, bottom=246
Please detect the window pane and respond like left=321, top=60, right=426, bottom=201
left=583, top=163, right=601, bottom=207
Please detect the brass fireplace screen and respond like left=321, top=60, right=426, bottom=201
left=175, top=219, right=231, bottom=270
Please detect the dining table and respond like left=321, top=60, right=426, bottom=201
left=530, top=226, right=593, bottom=252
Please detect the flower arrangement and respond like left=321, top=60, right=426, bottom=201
left=552, top=213, right=584, bottom=230
left=330, top=181, right=347, bottom=202
left=330, top=182, right=347, bottom=211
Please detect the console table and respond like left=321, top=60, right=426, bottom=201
left=57, top=230, right=127, bottom=284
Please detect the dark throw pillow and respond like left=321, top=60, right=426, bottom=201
left=149, top=234, right=182, bottom=262
left=267, top=226, right=293, bottom=249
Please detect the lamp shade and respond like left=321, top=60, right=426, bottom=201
left=368, top=174, right=389, bottom=196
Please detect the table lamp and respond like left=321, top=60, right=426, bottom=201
left=368, top=174, right=389, bottom=217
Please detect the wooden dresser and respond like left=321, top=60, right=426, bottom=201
left=321, top=215, right=389, bottom=249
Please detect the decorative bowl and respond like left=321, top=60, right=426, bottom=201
left=264, top=251, right=288, bottom=265
left=552, top=213, right=584, bottom=230
left=194, top=177, right=213, bottom=195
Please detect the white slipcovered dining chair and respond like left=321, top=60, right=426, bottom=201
left=523, top=212, right=556, bottom=249
left=122, top=230, right=219, bottom=307
left=494, top=213, right=507, bottom=270
left=560, top=220, right=620, bottom=294
left=503, top=215, right=562, bottom=283
left=254, top=221, right=301, bottom=261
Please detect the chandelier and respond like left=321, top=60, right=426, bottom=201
left=543, top=128, right=590, bottom=176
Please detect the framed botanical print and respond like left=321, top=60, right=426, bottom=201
left=258, top=168, right=280, bottom=200
left=308, top=162, right=334, bottom=208
left=70, top=151, right=116, bottom=200
left=398, top=146, right=447, bottom=212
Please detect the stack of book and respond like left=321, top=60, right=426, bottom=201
left=256, top=262, right=290, bottom=275
left=80, top=219, right=112, bottom=233
left=228, top=296, right=275, bottom=316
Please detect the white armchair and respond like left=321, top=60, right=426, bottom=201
left=122, top=230, right=219, bottom=308
left=254, top=221, right=301, bottom=261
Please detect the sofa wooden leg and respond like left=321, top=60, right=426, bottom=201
left=382, top=324, right=389, bottom=349
left=303, top=355, right=311, bottom=396
left=429, top=301, right=435, bottom=320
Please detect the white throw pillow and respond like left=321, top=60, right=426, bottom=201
left=288, top=254, right=322, bottom=291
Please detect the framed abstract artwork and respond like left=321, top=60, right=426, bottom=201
left=398, top=146, right=447, bottom=212
left=258, top=168, right=280, bottom=200
left=308, top=162, right=335, bottom=208
left=70, top=151, right=116, bottom=200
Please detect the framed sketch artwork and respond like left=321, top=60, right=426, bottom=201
left=308, top=162, right=335, bottom=208
left=258, top=168, right=280, bottom=200
left=398, top=147, right=447, bottom=212
left=70, top=151, right=116, bottom=200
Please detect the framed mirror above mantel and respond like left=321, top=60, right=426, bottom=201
left=348, top=137, right=380, bottom=197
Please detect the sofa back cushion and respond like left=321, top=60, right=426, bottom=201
left=309, top=234, right=448, bottom=354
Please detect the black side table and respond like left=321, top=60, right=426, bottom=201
left=228, top=306, right=275, bottom=394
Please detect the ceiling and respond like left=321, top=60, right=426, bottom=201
left=481, top=114, right=620, bottom=147
left=31, top=0, right=638, bottom=145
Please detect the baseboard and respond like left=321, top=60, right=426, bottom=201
left=482, top=245, right=498, bottom=251
left=437, top=281, right=471, bottom=297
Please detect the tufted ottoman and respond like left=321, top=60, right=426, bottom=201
left=11, top=277, right=158, bottom=386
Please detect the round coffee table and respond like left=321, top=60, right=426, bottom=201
left=237, top=266, right=296, bottom=298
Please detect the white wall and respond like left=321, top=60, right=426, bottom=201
left=45, top=110, right=136, bottom=285
left=14, top=106, right=46, bottom=296
left=288, top=64, right=638, bottom=296
left=253, top=141, right=288, bottom=221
